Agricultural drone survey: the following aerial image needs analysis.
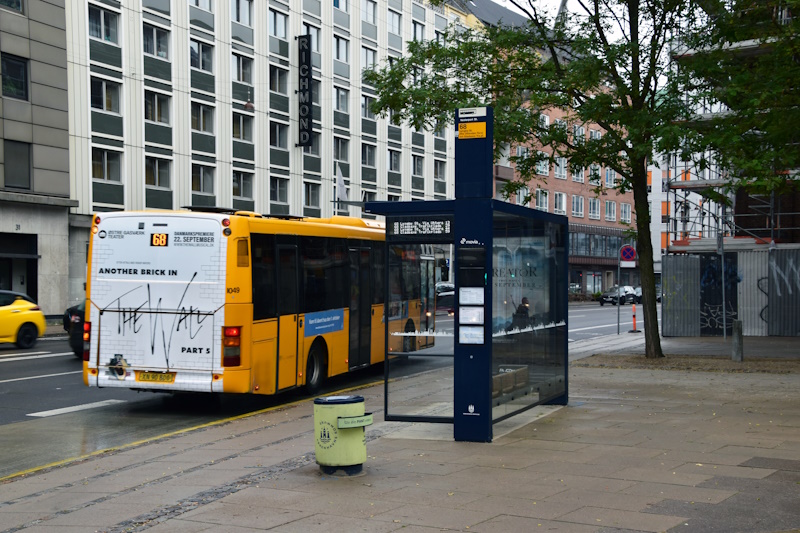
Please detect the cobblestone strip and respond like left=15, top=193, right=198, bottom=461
left=0, top=411, right=313, bottom=510
left=105, top=421, right=409, bottom=533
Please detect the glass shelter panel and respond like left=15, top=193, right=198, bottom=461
left=385, top=239, right=455, bottom=422
left=491, top=211, right=567, bottom=421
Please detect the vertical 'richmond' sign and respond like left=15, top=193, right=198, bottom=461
left=298, top=35, right=313, bottom=147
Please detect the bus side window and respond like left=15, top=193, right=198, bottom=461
left=372, top=242, right=384, bottom=305
left=251, top=234, right=276, bottom=320
left=237, top=239, right=249, bottom=267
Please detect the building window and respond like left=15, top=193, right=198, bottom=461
left=621, top=202, right=632, bottom=223
left=535, top=152, right=549, bottom=176
left=191, top=0, right=212, bottom=11
left=231, top=0, right=252, bottom=26
left=303, top=132, right=320, bottom=155
left=92, top=148, right=121, bottom=182
left=588, top=197, right=600, bottom=219
left=191, top=102, right=214, bottom=133
left=233, top=170, right=253, bottom=199
left=270, top=121, right=288, bottom=149
left=434, top=160, right=446, bottom=182
left=388, top=10, right=401, bottom=35
left=270, top=176, right=288, bottom=203
left=572, top=124, right=585, bottom=144
left=192, top=164, right=214, bottom=193
left=605, top=167, right=616, bottom=188
left=89, top=5, right=118, bottom=44
left=554, top=157, right=567, bottom=179
left=143, top=24, right=169, bottom=58
left=334, top=137, right=349, bottom=162
left=361, top=0, right=376, bottom=23
left=334, top=87, right=349, bottom=112
left=572, top=195, right=584, bottom=218
left=232, top=53, right=253, bottom=84
left=362, top=190, right=376, bottom=203
left=302, top=23, right=320, bottom=52
left=589, top=164, right=601, bottom=184
left=589, top=129, right=602, bottom=140
left=361, top=95, right=375, bottom=119
left=233, top=113, right=253, bottom=142
left=516, top=146, right=529, bottom=158
left=361, top=47, right=376, bottom=72
left=269, top=9, right=287, bottom=39
left=190, top=39, right=213, bottom=72
left=2, top=140, right=31, bottom=189
left=605, top=200, right=616, bottom=221
left=412, top=155, right=424, bottom=177
left=334, top=36, right=349, bottom=63
left=90, top=78, right=120, bottom=113
left=333, top=0, right=348, bottom=12
left=269, top=65, right=287, bottom=93
left=539, top=114, right=550, bottom=128
left=388, top=149, right=401, bottom=172
left=412, top=21, right=425, bottom=41
left=516, top=185, right=530, bottom=206
left=1, top=54, right=28, bottom=100
left=304, top=182, right=320, bottom=207
left=572, top=165, right=584, bottom=183
left=144, top=91, right=170, bottom=124
left=535, top=189, right=549, bottom=211
left=554, top=192, right=566, bottom=215
left=0, top=0, right=23, bottom=12
left=145, top=156, right=170, bottom=188
left=361, top=143, right=376, bottom=167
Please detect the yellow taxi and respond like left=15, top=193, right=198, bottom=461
left=0, top=290, right=47, bottom=349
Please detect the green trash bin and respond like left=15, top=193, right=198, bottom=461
left=314, top=395, right=373, bottom=475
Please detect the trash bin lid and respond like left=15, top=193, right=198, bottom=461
left=314, top=395, right=364, bottom=405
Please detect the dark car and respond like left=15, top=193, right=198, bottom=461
left=599, top=285, right=636, bottom=306
left=435, top=291, right=455, bottom=315
left=63, top=300, right=86, bottom=357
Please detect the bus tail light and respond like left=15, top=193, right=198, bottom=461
left=223, top=326, right=241, bottom=367
left=82, top=322, right=91, bottom=362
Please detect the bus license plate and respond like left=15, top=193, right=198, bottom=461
left=136, top=371, right=176, bottom=383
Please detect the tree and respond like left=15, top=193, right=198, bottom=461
left=365, top=0, right=700, bottom=358
left=677, top=0, right=800, bottom=190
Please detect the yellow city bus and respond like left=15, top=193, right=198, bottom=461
left=82, top=209, right=431, bottom=395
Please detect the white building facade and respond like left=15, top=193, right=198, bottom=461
left=64, top=0, right=455, bottom=304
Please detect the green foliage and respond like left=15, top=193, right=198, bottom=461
left=678, top=0, right=800, bottom=187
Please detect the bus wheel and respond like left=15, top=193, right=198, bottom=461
left=402, top=320, right=416, bottom=353
left=305, top=342, right=327, bottom=394
left=15, top=323, right=38, bottom=349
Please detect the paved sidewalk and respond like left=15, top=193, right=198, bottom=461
left=2, top=337, right=799, bottom=533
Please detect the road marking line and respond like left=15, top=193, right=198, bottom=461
left=570, top=317, right=661, bottom=332
left=0, top=352, right=74, bottom=363
left=1, top=370, right=83, bottom=384
left=0, top=351, right=48, bottom=358
left=27, top=399, right=127, bottom=418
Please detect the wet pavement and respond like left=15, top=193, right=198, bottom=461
left=1, top=334, right=798, bottom=532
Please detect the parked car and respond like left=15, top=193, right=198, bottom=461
left=63, top=300, right=86, bottom=357
left=435, top=291, right=455, bottom=315
left=435, top=282, right=455, bottom=295
left=599, top=285, right=636, bottom=306
left=632, top=286, right=662, bottom=304
left=0, top=290, right=46, bottom=349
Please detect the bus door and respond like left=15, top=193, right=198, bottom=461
left=349, top=246, right=372, bottom=369
left=277, top=244, right=299, bottom=390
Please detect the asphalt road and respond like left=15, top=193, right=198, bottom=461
left=0, top=303, right=657, bottom=478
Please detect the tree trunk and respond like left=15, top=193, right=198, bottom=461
left=631, top=158, right=665, bottom=358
